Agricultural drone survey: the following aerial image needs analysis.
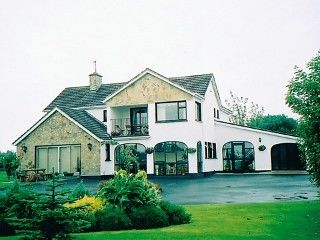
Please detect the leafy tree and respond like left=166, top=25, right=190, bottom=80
left=118, top=146, right=139, bottom=173
left=1, top=151, right=20, bottom=179
left=286, top=51, right=320, bottom=186
left=248, top=114, right=298, bottom=135
left=225, top=91, right=264, bottom=125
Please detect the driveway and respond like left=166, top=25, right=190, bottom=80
left=151, top=174, right=320, bottom=204
left=1, top=174, right=319, bottom=204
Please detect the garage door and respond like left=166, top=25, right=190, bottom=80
left=271, top=143, right=304, bottom=170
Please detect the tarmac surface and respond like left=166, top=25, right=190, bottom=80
left=3, top=172, right=318, bottom=204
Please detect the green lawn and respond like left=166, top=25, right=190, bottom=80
left=2, top=201, right=318, bottom=240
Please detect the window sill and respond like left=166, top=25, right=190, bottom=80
left=156, top=119, right=188, bottom=123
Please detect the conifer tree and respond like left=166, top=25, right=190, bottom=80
left=7, top=174, right=90, bottom=240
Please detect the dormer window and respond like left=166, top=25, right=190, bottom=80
left=103, top=110, right=107, bottom=122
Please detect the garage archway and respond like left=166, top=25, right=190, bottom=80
left=271, top=143, right=304, bottom=170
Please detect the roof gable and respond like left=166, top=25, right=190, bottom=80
left=103, top=68, right=199, bottom=104
left=13, top=107, right=110, bottom=145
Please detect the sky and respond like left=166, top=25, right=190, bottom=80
left=0, top=0, right=319, bottom=151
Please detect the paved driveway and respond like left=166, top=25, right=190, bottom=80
left=2, top=174, right=319, bottom=204
left=151, top=174, right=319, bottom=204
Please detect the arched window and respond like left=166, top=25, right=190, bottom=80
left=114, top=143, right=147, bottom=173
left=154, top=141, right=188, bottom=175
left=222, top=141, right=254, bottom=172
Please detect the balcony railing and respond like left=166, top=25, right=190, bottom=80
left=110, top=117, right=149, bottom=137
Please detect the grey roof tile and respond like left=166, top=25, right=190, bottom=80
left=169, top=73, right=212, bottom=97
left=44, top=73, right=212, bottom=111
left=58, top=107, right=110, bottom=141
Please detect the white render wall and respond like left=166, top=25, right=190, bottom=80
left=214, top=121, right=298, bottom=171
left=86, top=108, right=107, bottom=123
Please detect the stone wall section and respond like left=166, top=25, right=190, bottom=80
left=106, top=73, right=193, bottom=107
left=16, top=111, right=101, bottom=176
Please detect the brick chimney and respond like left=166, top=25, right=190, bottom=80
left=89, top=72, right=102, bottom=91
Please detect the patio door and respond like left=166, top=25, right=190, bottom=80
left=36, top=145, right=80, bottom=174
left=130, top=107, right=148, bottom=135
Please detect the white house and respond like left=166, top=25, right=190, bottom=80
left=13, top=68, right=302, bottom=177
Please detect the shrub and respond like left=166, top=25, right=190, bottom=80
left=0, top=219, right=15, bottom=236
left=70, top=180, right=90, bottom=199
left=159, top=201, right=191, bottom=225
left=94, top=206, right=132, bottom=231
left=5, top=182, right=36, bottom=219
left=64, top=196, right=104, bottom=214
left=129, top=206, right=169, bottom=229
left=97, top=170, right=160, bottom=213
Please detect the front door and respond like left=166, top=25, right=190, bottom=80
left=232, top=143, right=244, bottom=172
left=130, top=107, right=148, bottom=135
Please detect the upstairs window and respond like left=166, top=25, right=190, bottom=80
left=156, top=101, right=187, bottom=122
left=103, top=110, right=108, bottom=122
left=195, top=101, right=202, bottom=121
left=205, top=142, right=217, bottom=159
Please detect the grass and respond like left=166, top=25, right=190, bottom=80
left=0, top=170, right=13, bottom=189
left=0, top=201, right=319, bottom=240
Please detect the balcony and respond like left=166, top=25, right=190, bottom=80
left=110, top=117, right=149, bottom=137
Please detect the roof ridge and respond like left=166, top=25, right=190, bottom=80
left=63, top=81, right=128, bottom=90
left=169, top=73, right=213, bottom=79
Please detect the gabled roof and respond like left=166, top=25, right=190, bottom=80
left=44, top=82, right=127, bottom=111
left=103, top=68, right=206, bottom=103
left=45, top=69, right=213, bottom=111
left=169, top=73, right=213, bottom=97
left=58, top=107, right=110, bottom=141
left=13, top=107, right=110, bottom=145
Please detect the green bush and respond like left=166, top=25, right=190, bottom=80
left=97, top=170, right=160, bottom=213
left=94, top=206, right=132, bottom=231
left=0, top=219, right=15, bottom=236
left=160, top=200, right=191, bottom=225
left=129, top=206, right=169, bottom=229
left=70, top=180, right=90, bottom=199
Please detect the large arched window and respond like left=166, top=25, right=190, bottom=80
left=222, top=141, right=254, bottom=172
left=154, top=141, right=188, bottom=175
left=114, top=143, right=147, bottom=173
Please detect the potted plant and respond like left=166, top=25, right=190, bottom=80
left=258, top=145, right=266, bottom=151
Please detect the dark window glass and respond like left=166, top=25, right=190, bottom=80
left=205, top=141, right=217, bottom=159
left=105, top=144, right=110, bottom=161
left=212, top=143, right=217, bottom=158
left=195, top=102, right=202, bottom=121
left=103, top=110, right=107, bottom=122
left=154, top=141, right=188, bottom=175
left=156, top=101, right=187, bottom=122
left=114, top=143, right=147, bottom=173
left=217, top=109, right=220, bottom=119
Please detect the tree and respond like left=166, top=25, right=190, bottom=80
left=118, top=146, right=139, bottom=173
left=225, top=91, right=264, bottom=125
left=7, top=175, right=90, bottom=239
left=286, top=51, right=320, bottom=186
left=248, top=114, right=298, bottom=135
left=1, top=151, right=20, bottom=179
